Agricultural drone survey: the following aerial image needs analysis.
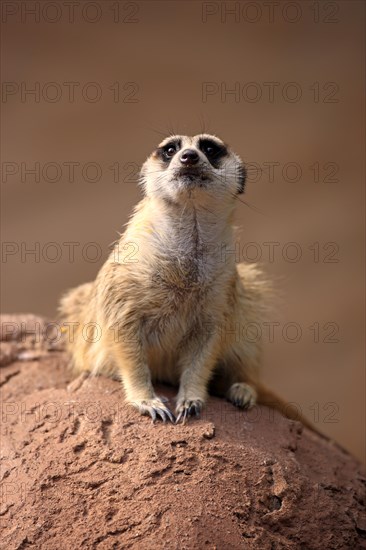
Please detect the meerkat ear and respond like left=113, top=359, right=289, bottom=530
left=237, top=162, right=246, bottom=194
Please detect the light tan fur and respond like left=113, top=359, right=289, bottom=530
left=59, top=134, right=313, bottom=428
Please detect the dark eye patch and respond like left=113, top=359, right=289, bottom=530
left=198, top=139, right=227, bottom=167
left=156, top=139, right=182, bottom=163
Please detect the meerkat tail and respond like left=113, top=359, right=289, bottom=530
left=58, top=282, right=93, bottom=324
left=58, top=282, right=95, bottom=374
left=251, top=380, right=318, bottom=434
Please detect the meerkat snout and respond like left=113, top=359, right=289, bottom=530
left=179, top=149, right=200, bottom=166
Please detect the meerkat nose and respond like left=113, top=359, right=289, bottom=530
left=180, top=149, right=199, bottom=166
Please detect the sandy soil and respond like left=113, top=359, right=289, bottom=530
left=1, top=315, right=365, bottom=549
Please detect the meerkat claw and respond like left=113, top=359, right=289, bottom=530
left=188, top=403, right=200, bottom=418
left=175, top=399, right=203, bottom=424
left=131, top=399, right=175, bottom=423
left=176, top=409, right=189, bottom=425
left=158, top=407, right=175, bottom=423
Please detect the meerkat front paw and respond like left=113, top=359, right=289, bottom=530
left=129, top=397, right=175, bottom=423
left=227, top=383, right=257, bottom=409
left=175, top=398, right=204, bottom=424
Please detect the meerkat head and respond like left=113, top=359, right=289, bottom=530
left=140, top=134, right=246, bottom=205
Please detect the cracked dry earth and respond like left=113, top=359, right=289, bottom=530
left=0, top=315, right=365, bottom=549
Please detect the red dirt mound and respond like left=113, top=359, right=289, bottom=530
left=1, top=315, right=365, bottom=549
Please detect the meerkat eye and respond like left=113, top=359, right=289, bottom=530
left=162, top=142, right=180, bottom=160
left=204, top=144, right=217, bottom=156
left=199, top=139, right=227, bottom=166
left=155, top=139, right=181, bottom=163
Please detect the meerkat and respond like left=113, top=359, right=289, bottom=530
left=59, top=134, right=313, bottom=428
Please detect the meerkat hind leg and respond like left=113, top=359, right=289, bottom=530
left=226, top=382, right=257, bottom=409
left=209, top=360, right=258, bottom=410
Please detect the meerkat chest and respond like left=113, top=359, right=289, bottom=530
left=152, top=253, right=216, bottom=290
left=142, top=259, right=230, bottom=349
left=151, top=231, right=228, bottom=289
left=141, top=286, right=208, bottom=358
left=121, top=210, right=234, bottom=345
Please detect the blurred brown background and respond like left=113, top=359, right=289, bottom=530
left=1, top=1, right=365, bottom=461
